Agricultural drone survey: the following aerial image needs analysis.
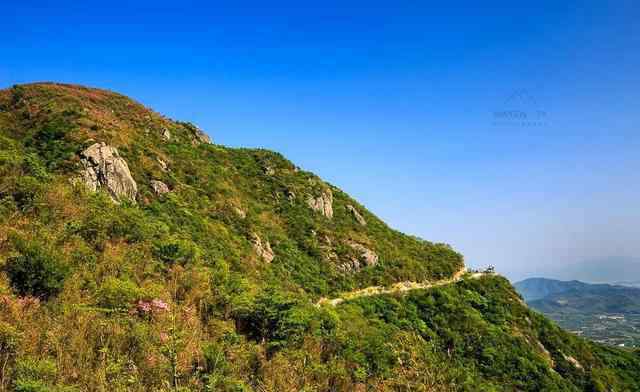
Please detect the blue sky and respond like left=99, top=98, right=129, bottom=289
left=2, top=1, right=639, bottom=281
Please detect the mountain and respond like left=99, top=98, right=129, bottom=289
left=516, top=278, right=640, bottom=348
left=516, top=278, right=640, bottom=315
left=1, top=83, right=639, bottom=391
left=546, top=257, right=640, bottom=284
left=613, top=281, right=640, bottom=289
left=514, top=278, right=590, bottom=302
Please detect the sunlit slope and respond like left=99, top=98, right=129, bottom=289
left=0, top=83, right=638, bottom=391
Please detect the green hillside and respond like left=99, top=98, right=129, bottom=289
left=0, top=83, right=639, bottom=391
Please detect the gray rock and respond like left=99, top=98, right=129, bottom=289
left=161, top=128, right=171, bottom=141
left=194, top=128, right=212, bottom=144
left=307, top=189, right=333, bottom=219
left=150, top=180, right=170, bottom=195
left=343, top=241, right=378, bottom=271
left=251, top=233, right=274, bottom=263
left=347, top=204, right=366, bottom=226
left=79, top=142, right=138, bottom=203
left=264, top=166, right=275, bottom=176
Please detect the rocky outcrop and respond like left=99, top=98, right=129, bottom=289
left=79, top=142, right=137, bottom=203
left=339, top=241, right=378, bottom=272
left=263, top=166, right=275, bottom=176
left=251, top=233, right=274, bottom=263
left=150, top=180, right=170, bottom=195
left=161, top=127, right=171, bottom=141
left=194, top=127, right=212, bottom=144
left=157, top=158, right=168, bottom=171
left=562, top=353, right=583, bottom=370
left=347, top=204, right=366, bottom=226
left=307, top=189, right=333, bottom=219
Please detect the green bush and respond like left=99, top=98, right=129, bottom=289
left=153, top=237, right=200, bottom=265
left=13, top=357, right=56, bottom=385
left=12, top=177, right=45, bottom=211
left=5, top=239, right=69, bottom=299
left=95, top=277, right=142, bottom=310
left=24, top=113, right=81, bottom=171
left=12, top=357, right=78, bottom=392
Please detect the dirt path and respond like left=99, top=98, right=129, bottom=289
left=316, top=267, right=485, bottom=307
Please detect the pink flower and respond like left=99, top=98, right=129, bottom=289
left=151, top=299, right=169, bottom=312
left=137, top=300, right=152, bottom=313
left=132, top=299, right=169, bottom=316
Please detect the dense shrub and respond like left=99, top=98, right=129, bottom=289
left=5, top=239, right=69, bottom=299
left=0, top=322, right=20, bottom=388
left=95, top=277, right=142, bottom=310
left=24, top=113, right=81, bottom=171
left=12, top=357, right=77, bottom=392
left=153, top=237, right=200, bottom=265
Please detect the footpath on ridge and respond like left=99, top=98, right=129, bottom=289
left=316, top=267, right=487, bottom=307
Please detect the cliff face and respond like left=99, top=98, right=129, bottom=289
left=0, top=83, right=638, bottom=391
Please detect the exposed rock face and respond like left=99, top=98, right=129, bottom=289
left=536, top=340, right=555, bottom=368
left=150, top=180, right=170, bottom=195
left=79, top=142, right=137, bottom=203
left=307, top=189, right=333, bottom=219
left=161, top=127, right=171, bottom=141
left=339, top=241, right=378, bottom=272
left=180, top=122, right=212, bottom=145
left=157, top=158, right=168, bottom=171
left=562, top=353, right=583, bottom=370
left=285, top=189, right=296, bottom=202
left=347, top=204, right=366, bottom=226
left=264, top=166, right=275, bottom=176
left=194, top=128, right=212, bottom=144
left=251, top=233, right=274, bottom=263
left=233, top=206, right=247, bottom=219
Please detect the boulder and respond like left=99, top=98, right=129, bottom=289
left=79, top=142, right=137, bottom=203
left=150, top=180, right=170, bottom=195
left=344, top=241, right=378, bottom=271
left=161, top=128, right=171, bottom=141
left=251, top=233, right=274, bottom=263
left=307, top=189, right=333, bottom=219
left=347, top=204, right=366, bottom=226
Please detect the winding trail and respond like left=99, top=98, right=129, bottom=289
left=316, top=267, right=485, bottom=307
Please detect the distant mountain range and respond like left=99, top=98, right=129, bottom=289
left=515, top=277, right=640, bottom=347
left=545, top=257, right=640, bottom=284
left=516, top=278, right=640, bottom=314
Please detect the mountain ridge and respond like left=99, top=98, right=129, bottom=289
left=0, top=83, right=639, bottom=391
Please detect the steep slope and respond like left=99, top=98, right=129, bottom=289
left=0, top=83, right=639, bottom=392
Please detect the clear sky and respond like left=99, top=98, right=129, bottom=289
left=2, top=1, right=639, bottom=281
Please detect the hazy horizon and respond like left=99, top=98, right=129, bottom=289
left=3, top=1, right=639, bottom=282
